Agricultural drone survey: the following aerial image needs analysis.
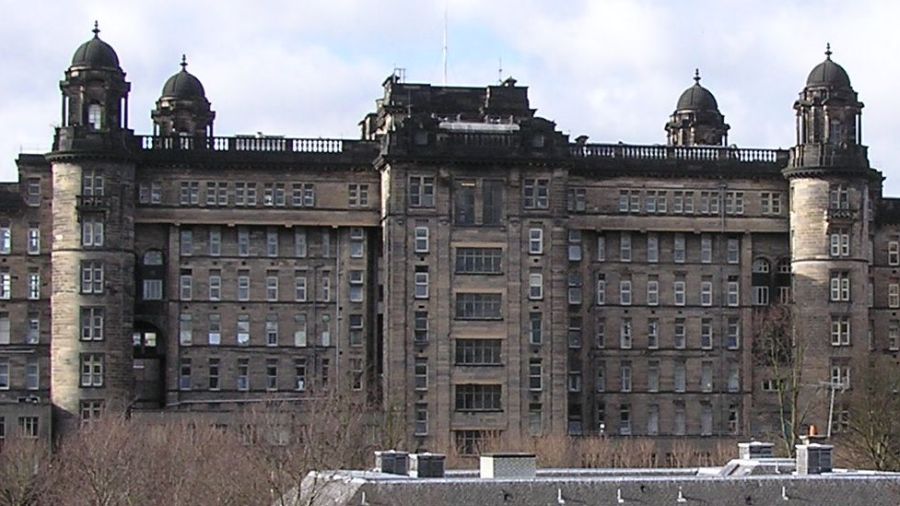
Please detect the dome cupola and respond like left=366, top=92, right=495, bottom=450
left=151, top=55, right=215, bottom=139
left=665, top=70, right=729, bottom=147
left=160, top=56, right=207, bottom=100
left=70, top=21, right=121, bottom=70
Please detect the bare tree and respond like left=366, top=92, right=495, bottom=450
left=0, top=438, right=51, bottom=506
left=752, top=304, right=815, bottom=456
left=841, top=355, right=900, bottom=471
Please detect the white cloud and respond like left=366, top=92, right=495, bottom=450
left=1, top=0, right=899, bottom=192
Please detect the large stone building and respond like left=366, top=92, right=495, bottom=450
left=0, top=27, right=896, bottom=452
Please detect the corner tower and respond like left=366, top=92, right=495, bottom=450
left=783, top=45, right=874, bottom=431
left=151, top=55, right=215, bottom=139
left=47, top=23, right=138, bottom=437
left=665, top=70, right=730, bottom=146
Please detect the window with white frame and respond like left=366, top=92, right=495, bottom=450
left=725, top=191, right=744, bottom=215
left=596, top=273, right=606, bottom=305
left=673, top=233, right=686, bottom=263
left=180, top=229, right=193, bottom=256
left=727, top=277, right=740, bottom=306
left=266, top=314, right=279, bottom=346
left=647, top=233, right=658, bottom=263
left=674, top=318, right=686, bottom=349
left=80, top=307, right=103, bottom=341
left=209, top=226, right=221, bottom=256
left=529, top=312, right=542, bottom=345
left=831, top=316, right=851, bottom=346
left=648, top=319, right=659, bottom=349
left=414, top=226, right=429, bottom=253
left=890, top=283, right=900, bottom=308
left=81, top=216, right=104, bottom=247
left=81, top=261, right=103, bottom=294
left=293, top=314, right=307, bottom=347
left=179, top=269, right=192, bottom=301
left=889, top=240, right=900, bottom=265
left=529, top=271, right=544, bottom=300
left=237, top=270, right=250, bottom=301
left=208, top=314, right=221, bottom=345
left=266, top=228, right=279, bottom=257
left=179, top=313, right=192, bottom=345
left=528, top=228, right=543, bottom=254
left=26, top=313, right=39, bottom=344
left=0, top=226, right=9, bottom=254
left=208, top=269, right=221, bottom=301
left=528, top=359, right=542, bottom=391
left=237, top=358, right=250, bottom=391
left=596, top=234, right=605, bottom=261
left=830, top=271, right=851, bottom=302
left=620, top=318, right=632, bottom=349
left=619, top=277, right=632, bottom=305
left=620, top=362, right=632, bottom=392
left=889, top=320, right=900, bottom=351
left=568, top=272, right=582, bottom=305
left=700, top=234, right=712, bottom=263
left=349, top=227, right=365, bottom=258
left=266, top=271, right=279, bottom=301
left=700, top=277, right=713, bottom=306
left=523, top=178, right=550, bottom=209
left=647, top=276, right=659, bottom=306
left=294, top=229, right=307, bottom=257
left=761, top=192, right=782, bottom=215
left=727, top=237, right=740, bottom=263
left=830, top=364, right=851, bottom=389
left=414, top=266, right=429, bottom=299
left=647, top=360, right=659, bottom=392
left=701, top=318, right=714, bottom=349
left=727, top=317, right=740, bottom=349
left=27, top=227, right=39, bottom=255
left=620, top=232, right=632, bottom=262
left=674, top=361, right=686, bottom=392
left=349, top=314, right=363, bottom=347
left=237, top=315, right=250, bottom=345
left=674, top=276, right=686, bottom=306
left=568, top=230, right=582, bottom=261
left=349, top=270, right=364, bottom=302
left=409, top=176, right=435, bottom=207
left=701, top=361, right=714, bottom=392
left=830, top=228, right=851, bottom=257
left=80, top=353, right=104, bottom=387
left=294, top=272, right=307, bottom=302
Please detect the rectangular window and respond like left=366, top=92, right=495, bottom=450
left=26, top=313, right=39, bottom=344
left=179, top=313, right=192, bottom=345
left=294, top=229, right=307, bottom=257
left=523, top=178, right=550, bottom=209
left=409, top=176, right=435, bottom=207
left=26, top=177, right=41, bottom=206
left=595, top=318, right=606, bottom=348
left=27, top=227, right=39, bottom=255
left=320, top=270, right=332, bottom=302
left=674, top=403, right=686, bottom=435
left=830, top=271, right=851, bottom=301
left=529, top=312, right=542, bottom=345
left=673, top=361, right=687, bottom=393
left=528, top=359, right=542, bottom=391
left=629, top=190, right=640, bottom=212
left=266, top=272, right=279, bottom=301
left=674, top=276, right=686, bottom=306
left=830, top=185, right=849, bottom=209
left=725, top=191, right=744, bottom=215
left=528, top=228, right=543, bottom=255
left=81, top=216, right=104, bottom=247
left=80, top=307, right=104, bottom=341
left=237, top=358, right=250, bottom=391
left=237, top=314, right=250, bottom=345
left=237, top=227, right=250, bottom=256
left=414, top=266, right=429, bottom=299
left=673, top=233, right=686, bottom=263
left=0, top=359, right=8, bottom=389
left=455, top=339, right=502, bottom=365
left=18, top=417, right=38, bottom=439
left=179, top=270, right=192, bottom=301
left=208, top=269, right=221, bottom=301
left=414, top=357, right=428, bottom=390
left=293, top=314, right=307, bottom=347
left=568, top=272, right=583, bottom=305
left=647, top=360, right=660, bottom=392
left=456, top=248, right=503, bottom=274
left=82, top=172, right=104, bottom=197
left=647, top=404, right=660, bottom=435
left=619, top=404, right=631, bottom=436
left=700, top=234, right=712, bottom=263
left=209, top=227, right=221, bottom=256
left=80, top=353, right=104, bottom=387
left=294, top=272, right=307, bottom=302
left=831, top=316, right=851, bottom=346
left=483, top=180, right=504, bottom=225
left=595, top=363, right=606, bottom=392
left=455, top=293, right=502, bottom=319
left=890, top=320, right=900, bottom=351
left=890, top=283, right=900, bottom=308
left=753, top=285, right=770, bottom=306
left=568, top=365, right=582, bottom=393
left=81, top=261, right=104, bottom=294
left=414, top=310, right=429, bottom=344
left=728, top=363, right=740, bottom=392
left=648, top=318, right=659, bottom=349
left=348, top=184, right=369, bottom=207
left=237, top=270, right=250, bottom=301
left=567, top=187, right=586, bottom=213
left=596, top=273, right=606, bottom=305
left=831, top=364, right=851, bottom=389
left=620, top=318, right=632, bottom=349
left=349, top=270, right=364, bottom=302
left=727, top=317, right=741, bottom=349
left=349, top=313, right=364, bottom=347
left=647, top=233, right=658, bottom=263
left=829, top=228, right=851, bottom=257
left=727, top=277, right=740, bottom=306
left=180, top=229, right=193, bottom=256
left=890, top=241, right=900, bottom=265
left=620, top=362, right=632, bottom=392
left=208, top=358, right=220, bottom=391
left=620, top=232, right=632, bottom=262
left=0, top=270, right=10, bottom=300
left=596, top=234, right=606, bottom=261
left=568, top=316, right=582, bottom=348
left=208, top=314, right=221, bottom=345
left=0, top=226, right=9, bottom=254
left=701, top=277, right=713, bottom=306
left=266, top=358, right=279, bottom=391
left=701, top=318, right=714, bottom=349
left=727, top=238, right=740, bottom=264
left=701, top=361, right=714, bottom=393
left=619, top=278, right=632, bottom=305
left=179, top=358, right=192, bottom=391
left=674, top=318, right=686, bottom=349
left=647, top=276, right=659, bottom=306
left=454, top=179, right=475, bottom=225
left=266, top=314, right=279, bottom=346
left=294, top=358, right=307, bottom=391
left=414, top=226, right=429, bottom=253
left=529, top=271, right=544, bottom=300
left=26, top=269, right=40, bottom=300
left=25, top=358, right=38, bottom=390
left=266, top=229, right=279, bottom=257
left=455, top=384, right=502, bottom=411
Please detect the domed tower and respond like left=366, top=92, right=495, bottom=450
left=47, top=23, right=137, bottom=437
left=151, top=55, right=215, bottom=138
left=665, top=70, right=730, bottom=146
left=784, top=45, right=873, bottom=431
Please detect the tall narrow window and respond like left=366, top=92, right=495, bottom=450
left=415, top=266, right=429, bottom=299
left=27, top=227, right=39, bottom=255
left=414, top=226, right=429, bottom=253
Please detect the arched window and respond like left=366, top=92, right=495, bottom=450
left=752, top=258, right=771, bottom=273
left=777, top=259, right=791, bottom=273
left=87, top=103, right=103, bottom=130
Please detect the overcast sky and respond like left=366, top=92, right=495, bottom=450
left=3, top=0, right=900, bottom=193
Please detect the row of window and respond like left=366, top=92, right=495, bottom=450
left=556, top=360, right=741, bottom=394
left=171, top=269, right=363, bottom=303
left=0, top=312, right=40, bottom=345
left=595, top=400, right=740, bottom=437
left=175, top=227, right=364, bottom=259
left=594, top=316, right=741, bottom=350
left=574, top=232, right=744, bottom=265
left=0, top=357, right=40, bottom=390
left=0, top=269, right=42, bottom=300
left=0, top=226, right=41, bottom=255
left=0, top=416, right=40, bottom=439
left=411, top=284, right=502, bottom=319
left=594, top=274, right=742, bottom=307
left=615, top=189, right=780, bottom=216
left=144, top=181, right=369, bottom=209
left=177, top=312, right=360, bottom=348
left=178, top=356, right=343, bottom=393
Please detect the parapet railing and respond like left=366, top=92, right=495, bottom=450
left=570, top=143, right=785, bottom=163
left=139, top=135, right=347, bottom=153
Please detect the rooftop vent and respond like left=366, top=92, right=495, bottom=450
left=479, top=453, right=536, bottom=479
left=409, top=453, right=445, bottom=478
left=738, top=441, right=775, bottom=460
left=796, top=443, right=833, bottom=475
left=374, top=450, right=409, bottom=476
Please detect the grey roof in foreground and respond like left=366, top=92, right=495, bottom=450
left=293, top=467, right=900, bottom=506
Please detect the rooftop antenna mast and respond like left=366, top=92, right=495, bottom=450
left=498, top=57, right=503, bottom=84
left=442, top=4, right=448, bottom=85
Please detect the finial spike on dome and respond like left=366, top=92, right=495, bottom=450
left=92, top=20, right=100, bottom=37
left=825, top=42, right=832, bottom=59
left=693, top=68, right=701, bottom=84
left=180, top=54, right=188, bottom=70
